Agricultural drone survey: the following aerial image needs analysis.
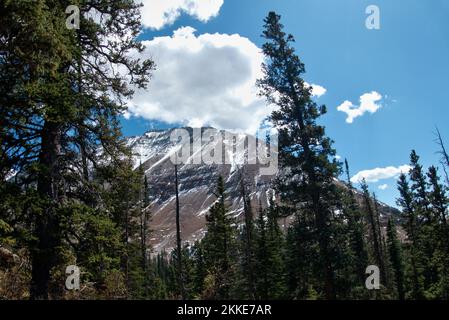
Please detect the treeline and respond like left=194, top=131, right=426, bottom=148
left=150, top=147, right=449, bottom=300
left=1, top=2, right=448, bottom=300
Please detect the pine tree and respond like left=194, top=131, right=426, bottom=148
left=397, top=173, right=424, bottom=299
left=0, top=0, right=154, bottom=299
left=373, top=192, right=390, bottom=287
left=253, top=199, right=286, bottom=299
left=361, top=181, right=386, bottom=284
left=386, top=218, right=405, bottom=300
left=284, top=211, right=316, bottom=299
left=191, top=241, right=207, bottom=298
left=202, top=176, right=238, bottom=299
left=427, top=166, right=449, bottom=298
left=257, top=11, right=341, bottom=300
left=409, top=151, right=431, bottom=220
left=408, top=150, right=439, bottom=297
left=128, top=166, right=152, bottom=299
left=96, top=158, right=144, bottom=297
left=174, top=164, right=186, bottom=299
left=435, top=128, right=449, bottom=187
left=343, top=159, right=369, bottom=286
left=238, top=170, right=256, bottom=299
left=139, top=173, right=151, bottom=295
left=427, top=166, right=449, bottom=248
left=152, top=251, right=171, bottom=299
left=255, top=205, right=269, bottom=299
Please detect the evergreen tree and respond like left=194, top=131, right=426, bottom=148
left=397, top=173, right=424, bottom=299
left=343, top=159, right=369, bottom=287
left=427, top=166, right=449, bottom=298
left=254, top=206, right=268, bottom=299
left=95, top=157, right=146, bottom=298
left=191, top=241, right=207, bottom=298
left=386, top=218, right=405, bottom=300
left=238, top=170, right=256, bottom=299
left=284, top=214, right=313, bottom=299
left=174, top=164, right=185, bottom=299
left=0, top=0, right=154, bottom=299
left=373, top=192, right=391, bottom=288
left=139, top=173, right=151, bottom=297
left=151, top=251, right=171, bottom=299
left=254, top=199, right=286, bottom=299
left=408, top=150, right=438, bottom=297
left=361, top=181, right=386, bottom=284
left=202, top=176, right=238, bottom=299
left=409, top=151, right=431, bottom=220
left=257, top=11, right=341, bottom=300
left=427, top=166, right=449, bottom=249
left=435, top=128, right=449, bottom=187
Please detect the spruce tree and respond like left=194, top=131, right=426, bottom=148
left=174, top=164, right=185, bottom=299
left=0, top=0, right=154, bottom=299
left=427, top=166, right=449, bottom=298
left=202, top=176, right=238, bottom=299
left=427, top=166, right=449, bottom=248
left=343, top=159, right=369, bottom=287
left=373, top=192, right=390, bottom=287
left=435, top=128, right=449, bottom=187
left=191, top=241, right=207, bottom=298
left=397, top=173, right=424, bottom=299
left=96, top=157, right=144, bottom=297
left=254, top=205, right=269, bottom=299
left=408, top=150, right=438, bottom=297
left=284, top=213, right=317, bottom=299
left=361, top=181, right=386, bottom=284
left=139, top=173, right=151, bottom=294
left=386, top=218, right=405, bottom=300
left=409, top=151, right=431, bottom=220
left=257, top=11, right=341, bottom=299
left=253, top=201, right=287, bottom=300
left=238, top=170, right=256, bottom=299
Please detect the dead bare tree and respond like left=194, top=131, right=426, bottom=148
left=435, top=127, right=449, bottom=186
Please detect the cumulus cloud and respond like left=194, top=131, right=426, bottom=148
left=125, top=27, right=327, bottom=133
left=378, top=184, right=389, bottom=190
left=307, top=83, right=327, bottom=98
left=337, top=91, right=383, bottom=123
left=125, top=27, right=267, bottom=133
left=351, top=165, right=411, bottom=184
left=139, top=0, right=224, bottom=30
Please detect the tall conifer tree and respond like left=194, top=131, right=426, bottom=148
left=386, top=218, right=405, bottom=300
left=202, top=176, right=237, bottom=299
left=0, top=0, right=154, bottom=299
left=257, top=11, right=341, bottom=299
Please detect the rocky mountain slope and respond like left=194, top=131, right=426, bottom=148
left=126, top=128, right=400, bottom=252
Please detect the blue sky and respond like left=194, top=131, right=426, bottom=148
left=121, top=0, right=449, bottom=207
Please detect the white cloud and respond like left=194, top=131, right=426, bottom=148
left=351, top=165, right=412, bottom=184
left=378, top=184, right=389, bottom=190
left=127, top=27, right=269, bottom=133
left=139, top=0, right=224, bottom=30
left=337, top=91, right=383, bottom=123
left=305, top=83, right=327, bottom=98
left=125, top=27, right=328, bottom=133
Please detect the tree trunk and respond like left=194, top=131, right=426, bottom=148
left=240, top=172, right=256, bottom=299
left=175, top=164, right=185, bottom=299
left=315, top=205, right=336, bottom=300
left=31, top=121, right=62, bottom=300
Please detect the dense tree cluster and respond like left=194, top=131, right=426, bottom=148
left=0, top=0, right=154, bottom=299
